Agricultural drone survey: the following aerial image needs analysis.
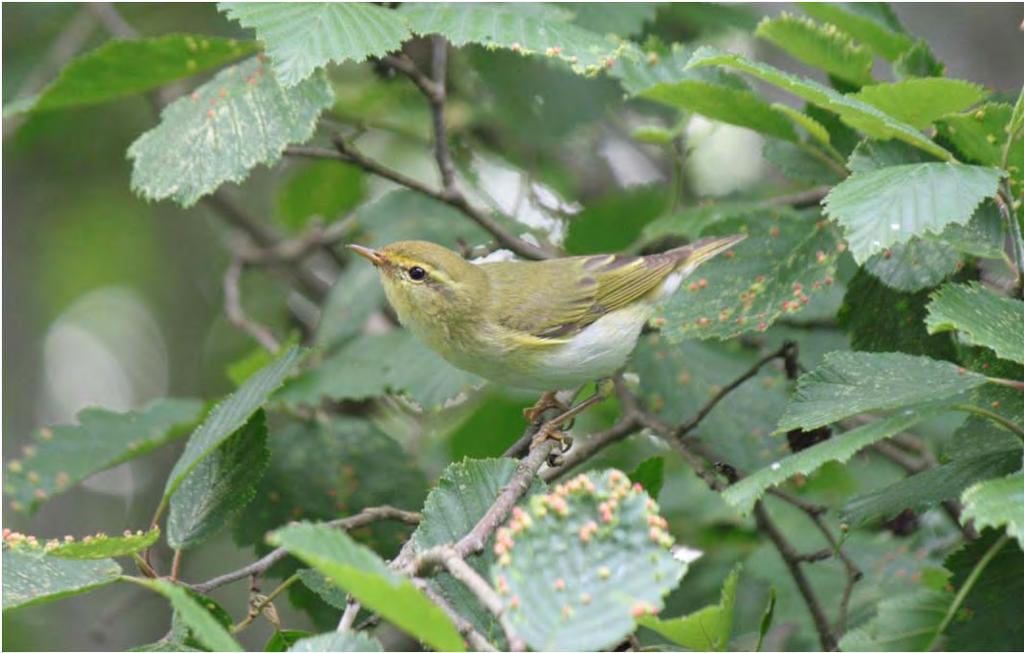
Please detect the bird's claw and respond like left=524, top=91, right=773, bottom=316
left=531, top=423, right=573, bottom=465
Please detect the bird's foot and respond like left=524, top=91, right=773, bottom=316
left=523, top=391, right=570, bottom=425
left=530, top=422, right=574, bottom=466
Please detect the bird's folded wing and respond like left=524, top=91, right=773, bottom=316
left=483, top=251, right=682, bottom=340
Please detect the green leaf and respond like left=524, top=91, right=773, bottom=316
left=777, top=351, right=987, bottom=432
left=842, top=418, right=1023, bottom=525
left=723, top=410, right=926, bottom=516
left=686, top=47, right=954, bottom=161
left=615, top=45, right=797, bottom=142
left=219, top=3, right=410, bottom=86
left=275, top=161, right=366, bottom=232
left=757, top=587, right=777, bottom=652
left=162, top=347, right=304, bottom=505
left=860, top=239, right=961, bottom=293
left=296, top=569, right=347, bottom=610
left=638, top=565, right=740, bottom=651
left=168, top=588, right=235, bottom=650
left=412, top=458, right=545, bottom=646
left=823, top=163, right=1004, bottom=263
left=314, top=264, right=385, bottom=351
left=3, top=398, right=202, bottom=514
left=167, top=410, right=270, bottom=550
left=134, top=579, right=243, bottom=652
left=265, top=630, right=311, bottom=652
left=852, top=78, right=988, bottom=130
left=235, top=415, right=425, bottom=563
left=838, top=269, right=957, bottom=359
left=926, top=282, right=1024, bottom=365
left=47, top=528, right=160, bottom=560
left=8, top=35, right=257, bottom=115
left=657, top=208, right=842, bottom=341
left=399, top=3, right=630, bottom=76
left=632, top=337, right=790, bottom=474
left=755, top=13, right=873, bottom=86
left=800, top=3, right=914, bottom=61
left=937, top=103, right=1024, bottom=169
left=847, top=137, right=939, bottom=173
left=893, top=40, right=944, bottom=78
left=761, top=140, right=845, bottom=186
left=2, top=547, right=120, bottom=610
left=770, top=103, right=833, bottom=146
left=277, top=331, right=481, bottom=411
left=287, top=631, right=383, bottom=652
left=839, top=587, right=951, bottom=651
left=962, top=474, right=1024, bottom=547
left=492, top=469, right=687, bottom=651
left=628, top=457, right=665, bottom=500
left=128, top=57, right=333, bottom=207
left=269, top=523, right=465, bottom=652
left=945, top=531, right=1024, bottom=650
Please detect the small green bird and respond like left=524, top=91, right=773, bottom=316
left=347, top=236, right=744, bottom=406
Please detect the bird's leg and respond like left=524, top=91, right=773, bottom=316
left=523, top=390, right=570, bottom=425
left=530, top=384, right=611, bottom=464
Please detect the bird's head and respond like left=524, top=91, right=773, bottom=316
left=347, top=240, right=487, bottom=326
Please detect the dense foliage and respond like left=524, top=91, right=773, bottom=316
left=3, top=3, right=1023, bottom=652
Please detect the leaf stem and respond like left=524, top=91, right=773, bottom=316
left=926, top=533, right=1010, bottom=651
left=231, top=573, right=298, bottom=634
left=953, top=403, right=1024, bottom=442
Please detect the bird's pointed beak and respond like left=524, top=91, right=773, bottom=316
left=347, top=244, right=385, bottom=267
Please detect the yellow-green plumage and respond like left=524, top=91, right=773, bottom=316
left=348, top=236, right=744, bottom=391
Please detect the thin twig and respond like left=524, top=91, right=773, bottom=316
left=231, top=573, right=299, bottom=634
left=223, top=257, right=282, bottom=353
left=753, top=502, right=837, bottom=651
left=191, top=506, right=421, bottom=593
left=676, top=342, right=794, bottom=438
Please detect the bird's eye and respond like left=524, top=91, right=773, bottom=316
left=408, top=266, right=427, bottom=281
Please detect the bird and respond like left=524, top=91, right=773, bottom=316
left=348, top=236, right=744, bottom=445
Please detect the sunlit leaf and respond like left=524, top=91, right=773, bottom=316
left=926, top=282, right=1024, bottom=365
left=219, top=3, right=410, bottom=86
left=686, top=47, right=954, bottom=161
left=399, top=3, right=632, bottom=76
left=47, top=528, right=160, bottom=560
left=962, top=474, right=1024, bottom=547
left=2, top=547, right=120, bottom=611
left=270, top=523, right=465, bottom=652
left=134, top=579, right=242, bottom=651
left=799, top=3, right=914, bottom=61
left=638, top=565, right=740, bottom=651
left=129, top=57, right=333, bottom=207
left=852, top=78, right=987, bottom=130
left=9, top=34, right=257, bottom=114
left=823, top=163, right=1004, bottom=263
left=756, top=13, right=873, bottom=86
left=615, top=45, right=797, bottom=142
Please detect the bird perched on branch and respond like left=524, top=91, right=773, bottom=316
left=349, top=236, right=744, bottom=446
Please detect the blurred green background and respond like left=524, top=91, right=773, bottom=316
left=3, top=3, right=1023, bottom=650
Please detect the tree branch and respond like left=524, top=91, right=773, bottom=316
left=190, top=506, right=421, bottom=593
left=223, top=257, right=282, bottom=353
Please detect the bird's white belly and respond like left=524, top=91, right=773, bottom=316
left=461, top=304, right=653, bottom=391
